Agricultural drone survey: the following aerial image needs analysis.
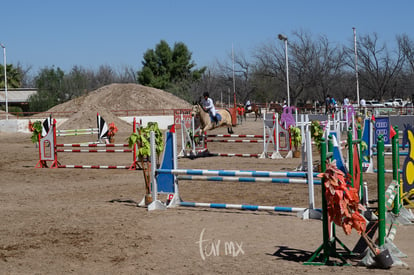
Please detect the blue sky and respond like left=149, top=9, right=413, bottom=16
left=2, top=0, right=413, bottom=74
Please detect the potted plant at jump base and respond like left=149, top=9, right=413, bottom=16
left=289, top=125, right=302, bottom=158
left=128, top=122, right=164, bottom=206
left=310, top=120, right=324, bottom=152
left=309, top=120, right=325, bottom=171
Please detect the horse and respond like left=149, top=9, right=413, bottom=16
left=268, top=103, right=283, bottom=113
left=191, top=103, right=234, bottom=134
left=244, top=103, right=262, bottom=121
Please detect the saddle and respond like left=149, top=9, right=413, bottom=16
left=209, top=113, right=222, bottom=124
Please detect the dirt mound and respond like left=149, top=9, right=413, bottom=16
left=47, top=83, right=192, bottom=132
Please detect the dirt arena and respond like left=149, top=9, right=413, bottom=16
left=1, top=114, right=413, bottom=275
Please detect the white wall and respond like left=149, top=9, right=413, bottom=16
left=0, top=116, right=174, bottom=133
left=120, top=116, right=174, bottom=129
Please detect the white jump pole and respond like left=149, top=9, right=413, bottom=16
left=148, top=131, right=167, bottom=211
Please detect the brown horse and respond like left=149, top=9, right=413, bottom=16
left=244, top=103, right=262, bottom=121
left=191, top=103, right=234, bottom=134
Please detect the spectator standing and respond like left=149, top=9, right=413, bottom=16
left=360, top=98, right=366, bottom=115
left=330, top=97, right=337, bottom=113
left=343, top=96, right=350, bottom=106
left=360, top=98, right=366, bottom=107
left=325, top=95, right=331, bottom=114
left=237, top=104, right=245, bottom=124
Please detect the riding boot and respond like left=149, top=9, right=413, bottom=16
left=214, top=116, right=219, bottom=125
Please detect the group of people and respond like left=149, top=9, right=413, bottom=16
left=203, top=92, right=371, bottom=122
left=324, top=94, right=339, bottom=114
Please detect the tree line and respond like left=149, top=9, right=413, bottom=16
left=1, top=30, right=414, bottom=113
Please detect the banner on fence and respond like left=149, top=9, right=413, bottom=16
left=374, top=117, right=390, bottom=145
left=174, top=109, right=192, bottom=129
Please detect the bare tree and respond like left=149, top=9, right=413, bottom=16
left=93, top=65, right=116, bottom=87
left=117, top=65, right=137, bottom=83
left=346, top=32, right=404, bottom=100
left=398, top=34, right=414, bottom=99
left=292, top=31, right=346, bottom=103
left=399, top=34, right=414, bottom=72
left=253, top=30, right=346, bottom=105
left=253, top=39, right=289, bottom=103
left=190, top=66, right=223, bottom=103
left=215, top=50, right=257, bottom=105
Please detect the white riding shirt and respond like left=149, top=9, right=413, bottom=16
left=202, top=97, right=216, bottom=116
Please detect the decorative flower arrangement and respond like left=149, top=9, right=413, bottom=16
left=310, top=120, right=324, bottom=151
left=28, top=120, right=43, bottom=143
left=128, top=122, right=164, bottom=205
left=186, top=129, right=201, bottom=149
left=128, top=122, right=163, bottom=160
left=289, top=125, right=302, bottom=151
left=107, top=122, right=118, bottom=142
left=318, top=159, right=366, bottom=235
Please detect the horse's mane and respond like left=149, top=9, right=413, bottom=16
left=196, top=102, right=208, bottom=113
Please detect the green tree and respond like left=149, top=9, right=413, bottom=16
left=137, top=40, right=205, bottom=97
left=28, top=66, right=65, bottom=112
left=0, top=64, right=22, bottom=88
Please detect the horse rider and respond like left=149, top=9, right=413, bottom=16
left=202, top=92, right=219, bottom=125
left=245, top=99, right=251, bottom=111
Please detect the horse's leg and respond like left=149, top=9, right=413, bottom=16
left=227, top=126, right=234, bottom=134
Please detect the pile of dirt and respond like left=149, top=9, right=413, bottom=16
left=46, top=83, right=192, bottom=132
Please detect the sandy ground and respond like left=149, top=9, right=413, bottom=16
left=1, top=116, right=413, bottom=275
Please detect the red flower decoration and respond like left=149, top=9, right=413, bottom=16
left=318, top=159, right=366, bottom=235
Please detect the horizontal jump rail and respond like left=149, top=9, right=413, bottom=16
left=372, top=151, right=408, bottom=156
left=205, top=134, right=266, bottom=138
left=57, top=149, right=133, bottom=153
left=58, top=165, right=130, bottom=169
left=179, top=201, right=320, bottom=213
left=56, top=143, right=129, bottom=147
left=209, top=153, right=262, bottom=158
left=373, top=169, right=403, bottom=173
left=205, top=139, right=265, bottom=143
left=56, top=132, right=98, bottom=137
left=177, top=175, right=321, bottom=184
left=156, top=168, right=320, bottom=178
left=56, top=128, right=98, bottom=133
